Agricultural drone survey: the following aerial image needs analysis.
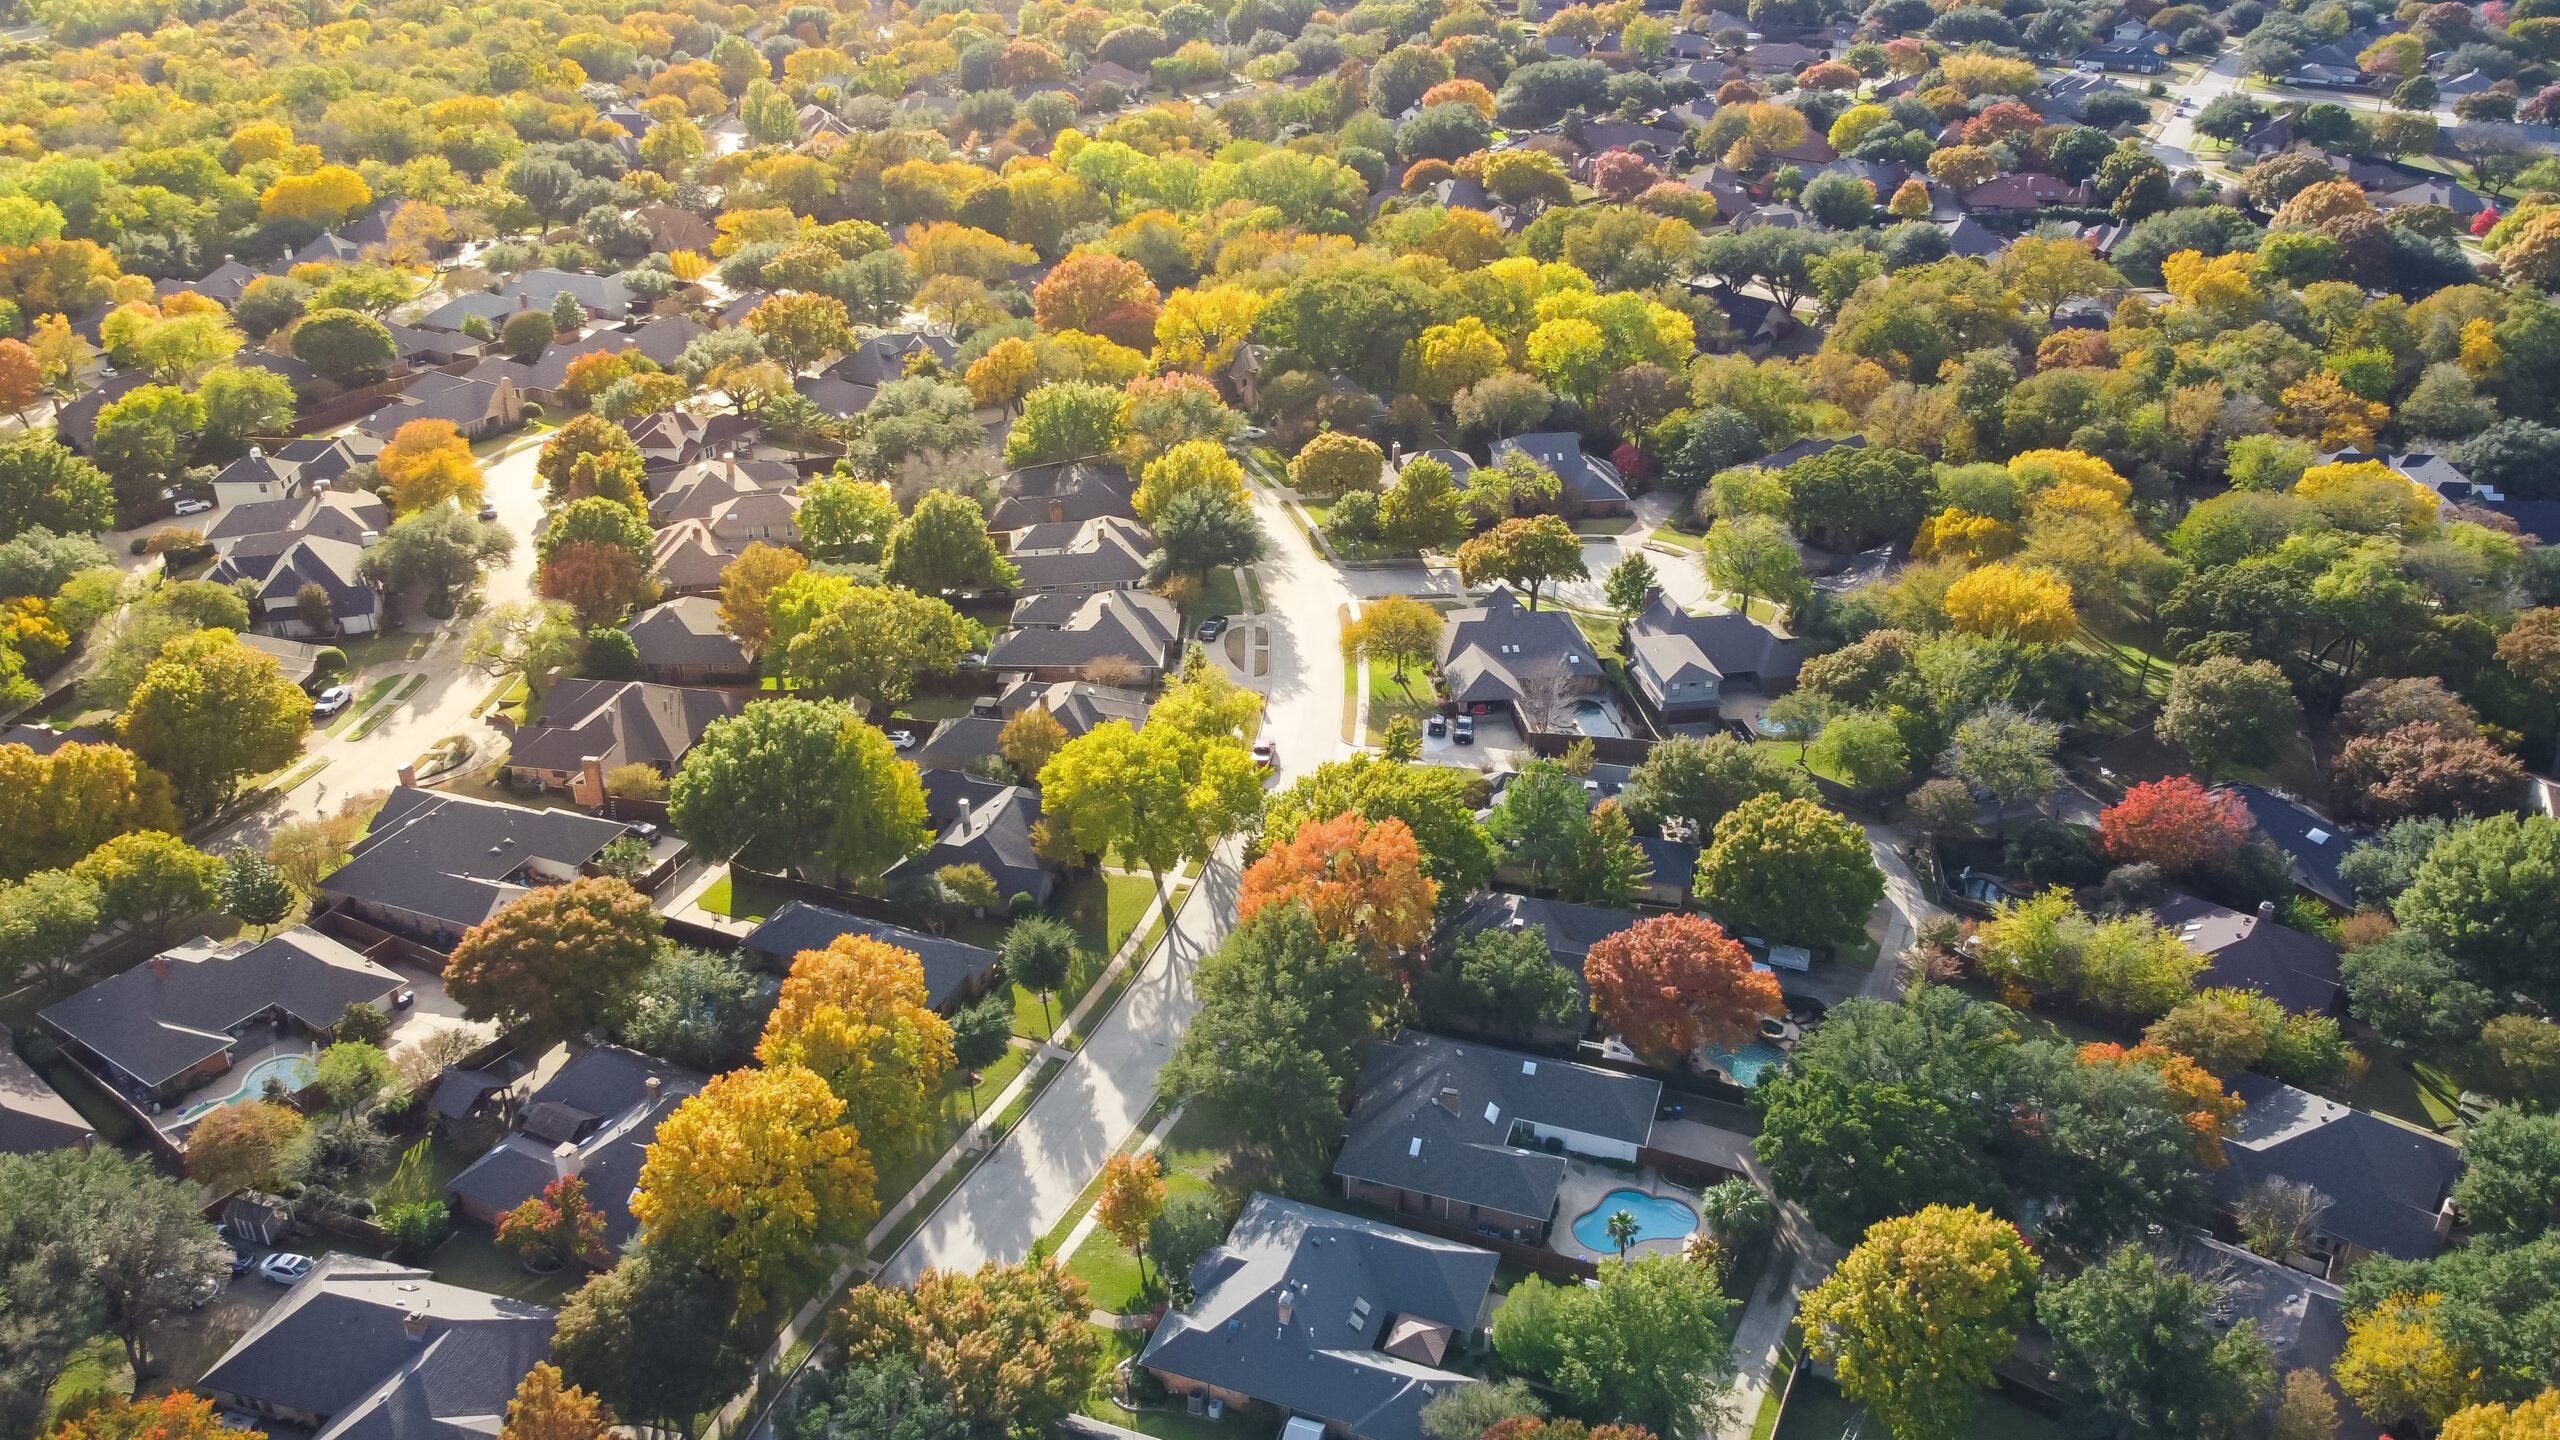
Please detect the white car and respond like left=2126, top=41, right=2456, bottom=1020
left=1251, top=738, right=1276, bottom=770
left=257, top=1253, right=316, bottom=1285
left=309, top=685, right=353, bottom=719
left=886, top=728, right=919, bottom=750
left=172, top=497, right=213, bottom=517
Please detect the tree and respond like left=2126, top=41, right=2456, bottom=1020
left=671, top=700, right=927, bottom=880
left=780, top=1357, right=967, bottom=1440
left=221, top=848, right=295, bottom=935
left=497, top=1174, right=611, bottom=1271
left=118, top=629, right=311, bottom=815
left=1422, top=1382, right=1547, bottom=1440
left=832, top=1260, right=1097, bottom=1436
left=1456, top=516, right=1587, bottom=610
left=1003, top=380, right=1124, bottom=466
left=1603, top=554, right=1659, bottom=618
left=2039, top=1243, right=2276, bottom=1438
left=1095, top=1152, right=1165, bottom=1284
left=1341, top=597, right=1443, bottom=685
left=0, top=867, right=99, bottom=985
left=537, top=497, right=654, bottom=574
left=2099, top=776, right=2254, bottom=873
left=312, top=1040, right=392, bottom=1113
left=1133, top=441, right=1246, bottom=529
left=2333, top=722, right=2526, bottom=823
left=1490, top=1256, right=1736, bottom=1436
left=1810, top=711, right=1909, bottom=791
left=1161, top=903, right=1388, bottom=1163
left=796, top=476, right=900, bottom=565
left=497, top=310, right=555, bottom=364
left=2454, top=1106, right=2560, bottom=1238
left=882, top=491, right=1018, bottom=595
left=1620, top=734, right=1813, bottom=840
left=551, top=1244, right=755, bottom=1435
left=634, top=1063, right=876, bottom=1307
left=2394, top=814, right=2560, bottom=1009
left=1238, top=811, right=1438, bottom=980
left=745, top=293, right=852, bottom=371
left=444, top=876, right=662, bottom=1047
left=1940, top=703, right=2059, bottom=828
left=1485, top=759, right=1598, bottom=890
left=464, top=600, right=585, bottom=705
left=1289, top=432, right=1386, bottom=498
left=2273, top=1371, right=2342, bottom=1440
left=1994, top=236, right=2122, bottom=322
left=994, top=705, right=1068, bottom=784
left=1694, top=794, right=1883, bottom=946
left=1421, top=924, right=1586, bottom=1040
left=36, top=1147, right=230, bottom=1380
left=72, top=830, right=219, bottom=939
left=183, top=1099, right=303, bottom=1194
left=715, top=543, right=806, bottom=662
left=290, top=308, right=398, bottom=384
left=48, top=1394, right=246, bottom=1440
left=1000, top=915, right=1078, bottom=1034
left=1699, top=514, right=1809, bottom=617
left=362, top=508, right=514, bottom=619
left=1039, top=708, right=1264, bottom=883
left=379, top=418, right=486, bottom=516
left=768, top=573, right=980, bottom=711
left=2155, top=657, right=2298, bottom=778
left=0, top=436, right=112, bottom=540
left=1585, top=914, right=1782, bottom=1064
left=500, top=1364, right=613, bottom=1440
left=540, top=542, right=655, bottom=628
left=2336, top=1294, right=2480, bottom=1429
left=1799, top=1205, right=2041, bottom=1440
left=758, top=934, right=955, bottom=1154
left=260, top=164, right=371, bottom=224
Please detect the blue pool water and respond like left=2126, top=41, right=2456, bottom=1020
left=1703, top=1039, right=1787, bottom=1088
left=179, top=1052, right=315, bottom=1122
left=1572, top=1189, right=1701, bottom=1253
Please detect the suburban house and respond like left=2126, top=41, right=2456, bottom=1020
left=912, top=678, right=1148, bottom=772
left=447, top=1046, right=702, bottom=1255
left=356, top=370, right=524, bottom=443
left=988, top=460, right=1139, bottom=528
left=318, top=787, right=637, bottom=947
left=622, top=597, right=752, bottom=683
left=1488, top=433, right=1631, bottom=517
left=649, top=456, right=799, bottom=525
left=198, top=1255, right=555, bottom=1440
left=2156, top=892, right=2344, bottom=1015
left=1961, top=172, right=2094, bottom=220
left=38, top=928, right=402, bottom=1107
left=486, top=331, right=641, bottom=410
left=498, top=677, right=747, bottom=805
left=1447, top=892, right=1639, bottom=1002
left=497, top=268, right=632, bottom=320
left=0, top=722, right=113, bottom=755
left=207, top=488, right=388, bottom=554
left=1438, top=585, right=1604, bottom=728
left=2221, top=784, right=2357, bottom=909
left=208, top=449, right=305, bottom=511
left=1005, top=515, right=1157, bottom=594
left=986, top=589, right=1183, bottom=682
left=885, top=773, right=1056, bottom=906
left=206, top=533, right=382, bottom=637
left=1623, top=589, right=1804, bottom=722
left=741, top=903, right=1001, bottom=1011
left=829, top=331, right=959, bottom=387
left=652, top=519, right=742, bottom=595
left=2215, top=1073, right=2465, bottom=1271
left=1140, top=1194, right=1497, bottom=1440
left=0, top=1030, right=91, bottom=1154
left=1335, top=1031, right=1661, bottom=1245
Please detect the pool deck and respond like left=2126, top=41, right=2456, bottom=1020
left=159, top=1037, right=319, bottom=1135
left=1550, top=1161, right=1701, bottom=1265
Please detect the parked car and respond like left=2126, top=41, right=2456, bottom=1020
left=172, top=497, right=212, bottom=517
left=1197, top=615, right=1229, bottom=641
left=1251, top=738, right=1276, bottom=770
left=257, top=1253, right=315, bottom=1286
left=1424, top=715, right=1447, bottom=738
left=885, top=728, right=918, bottom=750
left=1452, top=715, right=1476, bottom=745
left=309, top=685, right=353, bottom=719
left=477, top=502, right=498, bottom=521
left=229, top=1248, right=255, bottom=1277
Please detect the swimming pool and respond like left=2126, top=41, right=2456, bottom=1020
left=1571, top=1188, right=1701, bottom=1253
left=1703, top=1039, right=1787, bottom=1088
left=178, top=1052, right=316, bottom=1123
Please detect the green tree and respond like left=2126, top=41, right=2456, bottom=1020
left=2394, top=815, right=2560, bottom=1011
left=0, top=435, right=113, bottom=540
left=2453, top=1104, right=2560, bottom=1237
left=290, top=307, right=398, bottom=384
left=1455, top=515, right=1588, bottom=609
left=881, top=491, right=1019, bottom=594
left=1262, top=755, right=1496, bottom=902
left=552, top=1244, right=756, bottom=1436
left=118, top=629, right=312, bottom=815
left=1940, top=703, right=2060, bottom=830
left=362, top=508, right=515, bottom=618
left=2039, top=1244, right=2278, bottom=1437
left=2159, top=657, right=2301, bottom=778
left=1799, top=1205, right=2042, bottom=1440
left=1693, top=793, right=1884, bottom=945
left=1602, top=553, right=1659, bottom=616
left=767, top=573, right=980, bottom=710
left=1700, top=513, right=1810, bottom=616
left=1490, top=1256, right=1737, bottom=1435
left=71, top=830, right=220, bottom=940
left=1161, top=903, right=1388, bottom=1164
left=221, top=848, right=295, bottom=934
left=1484, top=759, right=1596, bottom=890
left=1810, top=710, right=1909, bottom=790
left=1001, top=914, right=1077, bottom=1033
left=1620, top=732, right=1815, bottom=838
left=796, top=474, right=901, bottom=565
left=1419, top=924, right=1585, bottom=1039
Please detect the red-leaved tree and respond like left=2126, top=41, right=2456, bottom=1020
left=2096, top=776, right=2253, bottom=873
left=1591, top=149, right=1663, bottom=202
left=1238, top=811, right=1438, bottom=981
left=539, top=540, right=656, bottom=627
left=497, top=1173, right=611, bottom=1269
left=1584, top=913, right=1783, bottom=1064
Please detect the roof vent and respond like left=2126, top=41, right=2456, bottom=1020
left=1436, top=1086, right=1461, bottom=1114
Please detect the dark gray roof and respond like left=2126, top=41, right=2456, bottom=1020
left=448, top=1046, right=700, bottom=1249
left=1447, top=892, right=1639, bottom=991
left=0, top=723, right=113, bottom=756
left=987, top=590, right=1180, bottom=672
left=198, top=1255, right=555, bottom=1440
left=504, top=678, right=745, bottom=775
left=2221, top=785, right=2355, bottom=908
left=988, top=461, right=1138, bottom=529
left=2217, top=1073, right=2462, bottom=1261
left=1338, top=1031, right=1659, bottom=1222
left=623, top=597, right=751, bottom=674
left=1437, top=587, right=1603, bottom=707
left=885, top=776, right=1052, bottom=902
left=1628, top=589, right=1803, bottom=687
left=1490, top=432, right=1629, bottom=509
left=41, top=929, right=399, bottom=1089
left=320, top=788, right=632, bottom=934
left=740, top=902, right=1000, bottom=1012
left=2155, top=892, right=2342, bottom=1015
left=0, top=1029, right=91, bottom=1154
left=1140, top=1195, right=1496, bottom=1440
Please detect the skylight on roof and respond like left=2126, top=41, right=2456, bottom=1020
left=1409, top=1137, right=1423, bottom=1156
left=1522, top=1060, right=1537, bottom=1074
left=1483, top=1102, right=1501, bottom=1125
left=2305, top=828, right=2331, bottom=845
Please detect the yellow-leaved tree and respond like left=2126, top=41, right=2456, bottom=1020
left=2335, top=1293, right=2482, bottom=1431
left=632, top=1063, right=878, bottom=1308
left=756, top=934, right=956, bottom=1157
left=1943, top=562, right=2078, bottom=642
left=379, top=418, right=486, bottom=516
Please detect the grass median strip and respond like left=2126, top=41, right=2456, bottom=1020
left=346, top=673, right=429, bottom=741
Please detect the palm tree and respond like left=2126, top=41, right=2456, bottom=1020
left=1607, top=1209, right=1640, bottom=1260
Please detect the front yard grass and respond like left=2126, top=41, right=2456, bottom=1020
left=1751, top=734, right=1855, bottom=787
left=1363, top=656, right=1437, bottom=744
left=871, top=1040, right=1035, bottom=1202
left=1187, top=566, right=1243, bottom=626
left=997, top=871, right=1159, bottom=1039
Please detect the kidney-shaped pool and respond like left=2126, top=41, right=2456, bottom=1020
left=1570, top=1188, right=1701, bottom=1253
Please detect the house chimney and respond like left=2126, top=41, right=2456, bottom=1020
left=1436, top=1085, right=1460, bottom=1114
left=404, top=1308, right=431, bottom=1341
left=553, top=1140, right=584, bottom=1178
left=249, top=444, right=263, bottom=461
left=723, top=454, right=737, bottom=482
left=397, top=763, right=418, bottom=787
left=578, top=756, right=606, bottom=808
left=2257, top=900, right=2277, bottom=922
left=645, top=1075, right=662, bottom=1101
left=1275, top=1285, right=1295, bottom=1325
left=2438, top=1196, right=2458, bottom=1242
left=149, top=954, right=171, bottom=981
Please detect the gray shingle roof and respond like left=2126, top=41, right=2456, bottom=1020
left=0, top=1028, right=90, bottom=1153
left=40, top=929, right=399, bottom=1090
left=1628, top=590, right=1803, bottom=687
left=2154, top=891, right=2343, bottom=1015
left=1447, top=892, right=1639, bottom=991
left=2218, top=1073, right=2462, bottom=1260
left=320, top=788, right=632, bottom=934
left=198, top=1255, right=555, bottom=1440
left=987, top=590, right=1180, bottom=671
left=623, top=597, right=751, bottom=674
left=741, top=902, right=999, bottom=1011
left=1141, top=1195, right=1495, bottom=1440
left=504, top=678, right=746, bottom=775
left=1337, top=1031, right=1659, bottom=1222
left=1437, top=587, right=1602, bottom=707
left=448, top=1046, right=700, bottom=1249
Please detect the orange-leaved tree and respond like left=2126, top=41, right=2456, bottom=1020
left=1238, top=811, right=1438, bottom=981
left=2097, top=775, right=2254, bottom=874
left=756, top=933, right=956, bottom=1154
left=1584, top=913, right=1783, bottom=1064
left=48, top=1393, right=249, bottom=1440
left=496, top=1173, right=610, bottom=1270
left=1094, top=1152, right=1166, bottom=1283
left=497, top=1364, right=613, bottom=1440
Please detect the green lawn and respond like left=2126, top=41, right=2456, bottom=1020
left=1649, top=523, right=1708, bottom=552
left=427, top=1228, right=584, bottom=1307
left=323, top=673, right=406, bottom=736
left=872, top=1040, right=1035, bottom=1202
left=1000, top=871, right=1160, bottom=1039
left=1060, top=1102, right=1251, bottom=1317
left=1187, top=566, right=1243, bottom=626
left=1751, top=735, right=1854, bottom=787
left=2350, top=1049, right=2468, bottom=1133
left=1363, top=657, right=1437, bottom=744
left=1773, top=1372, right=2063, bottom=1440
left=889, top=694, right=977, bottom=724
left=697, top=869, right=796, bottom=923
left=1083, top=1327, right=1280, bottom=1440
